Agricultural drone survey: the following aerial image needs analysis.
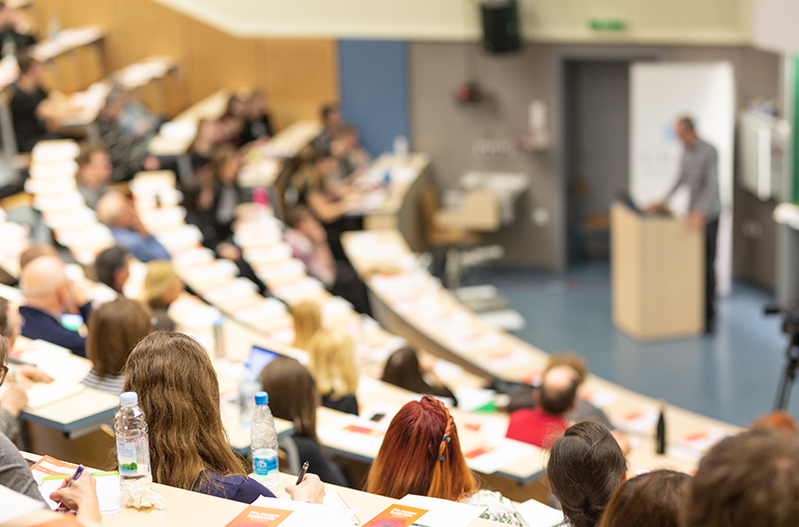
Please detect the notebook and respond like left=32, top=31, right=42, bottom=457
left=324, top=488, right=361, bottom=526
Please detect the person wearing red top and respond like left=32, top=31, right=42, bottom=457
left=506, top=366, right=579, bottom=448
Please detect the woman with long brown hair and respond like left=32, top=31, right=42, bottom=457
left=123, top=331, right=324, bottom=504
left=82, top=296, right=153, bottom=395
left=290, top=300, right=322, bottom=351
left=366, top=396, right=528, bottom=525
left=548, top=421, right=628, bottom=527
left=259, top=356, right=349, bottom=486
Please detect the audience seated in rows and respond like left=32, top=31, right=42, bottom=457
left=76, top=141, right=113, bottom=210
left=259, top=356, right=349, bottom=487
left=0, top=1, right=37, bottom=56
left=218, top=94, right=248, bottom=147
left=97, top=191, right=171, bottom=262
left=366, top=396, right=528, bottom=525
left=506, top=365, right=578, bottom=448
left=189, top=118, right=219, bottom=173
left=19, top=255, right=91, bottom=357
left=547, top=421, right=627, bottom=527
left=97, top=86, right=160, bottom=182
left=239, top=91, right=274, bottom=146
left=140, top=260, right=181, bottom=331
left=308, top=328, right=359, bottom=416
left=290, top=300, right=321, bottom=351
left=685, top=429, right=799, bottom=527
left=81, top=297, right=152, bottom=396
left=597, top=470, right=690, bottom=527
left=93, top=245, right=130, bottom=295
left=330, top=125, right=370, bottom=179
left=381, top=347, right=457, bottom=406
left=10, top=53, right=59, bottom=152
left=0, top=335, right=102, bottom=522
left=284, top=205, right=371, bottom=314
left=123, top=331, right=325, bottom=504
left=0, top=296, right=53, bottom=440
left=195, top=145, right=245, bottom=253
left=312, top=103, right=343, bottom=152
left=508, top=352, right=615, bottom=430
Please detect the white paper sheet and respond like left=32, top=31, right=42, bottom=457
left=40, top=472, right=120, bottom=515
left=515, top=499, right=565, bottom=527
left=398, top=494, right=486, bottom=527
left=0, top=485, right=45, bottom=523
left=249, top=497, right=355, bottom=527
left=463, top=438, right=538, bottom=475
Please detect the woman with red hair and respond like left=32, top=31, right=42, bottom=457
left=366, top=396, right=528, bottom=526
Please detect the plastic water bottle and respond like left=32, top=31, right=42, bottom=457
left=251, top=391, right=279, bottom=488
left=114, top=392, right=152, bottom=490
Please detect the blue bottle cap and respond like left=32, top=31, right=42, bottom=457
left=254, top=391, right=268, bottom=405
left=120, top=392, right=138, bottom=407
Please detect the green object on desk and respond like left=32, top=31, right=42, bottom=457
left=474, top=401, right=498, bottom=413
left=588, top=19, right=626, bottom=31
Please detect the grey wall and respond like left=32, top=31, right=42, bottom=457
left=408, top=42, right=782, bottom=269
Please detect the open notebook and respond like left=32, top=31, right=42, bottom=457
left=325, top=488, right=361, bottom=526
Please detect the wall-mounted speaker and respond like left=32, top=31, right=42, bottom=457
left=481, top=0, right=520, bottom=54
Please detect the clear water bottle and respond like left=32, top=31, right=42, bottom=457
left=114, top=392, right=152, bottom=490
left=251, top=391, right=279, bottom=488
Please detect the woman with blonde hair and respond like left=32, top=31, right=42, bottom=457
left=123, top=331, right=325, bottom=504
left=140, top=260, right=183, bottom=330
left=307, top=328, right=359, bottom=415
left=291, top=300, right=322, bottom=350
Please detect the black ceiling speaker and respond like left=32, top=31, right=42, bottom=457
left=481, top=0, right=520, bottom=54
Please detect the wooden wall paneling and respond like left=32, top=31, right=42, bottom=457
left=257, top=38, right=338, bottom=131
left=115, top=0, right=185, bottom=68
left=74, top=40, right=106, bottom=89
left=186, top=18, right=256, bottom=105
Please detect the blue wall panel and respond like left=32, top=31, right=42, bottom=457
left=338, top=40, right=409, bottom=157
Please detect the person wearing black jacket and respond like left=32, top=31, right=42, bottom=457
left=260, top=357, right=350, bottom=487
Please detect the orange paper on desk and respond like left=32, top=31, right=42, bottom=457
left=364, top=504, right=428, bottom=527
left=224, top=505, right=294, bottom=527
left=31, top=517, right=85, bottom=527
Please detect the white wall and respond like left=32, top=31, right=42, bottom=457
left=753, top=0, right=799, bottom=54
left=152, top=0, right=751, bottom=44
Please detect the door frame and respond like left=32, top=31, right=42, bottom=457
left=550, top=46, right=666, bottom=272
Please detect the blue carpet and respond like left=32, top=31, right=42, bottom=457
left=483, top=263, right=793, bottom=428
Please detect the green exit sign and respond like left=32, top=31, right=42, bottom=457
left=589, top=19, right=626, bottom=31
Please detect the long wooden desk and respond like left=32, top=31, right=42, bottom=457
left=341, top=218, right=742, bottom=476
left=8, top=471, right=498, bottom=527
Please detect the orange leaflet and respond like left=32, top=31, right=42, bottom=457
left=464, top=446, right=496, bottom=459
left=364, top=504, right=428, bottom=527
left=343, top=424, right=384, bottom=437
left=224, top=506, right=294, bottom=527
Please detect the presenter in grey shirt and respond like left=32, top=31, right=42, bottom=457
left=648, top=116, right=721, bottom=333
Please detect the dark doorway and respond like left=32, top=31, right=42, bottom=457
left=564, top=60, right=630, bottom=265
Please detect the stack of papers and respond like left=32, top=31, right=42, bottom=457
left=462, top=438, right=538, bottom=475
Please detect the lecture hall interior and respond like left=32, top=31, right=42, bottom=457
left=2, top=0, right=799, bottom=526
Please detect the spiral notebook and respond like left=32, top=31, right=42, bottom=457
left=324, top=488, right=361, bottom=526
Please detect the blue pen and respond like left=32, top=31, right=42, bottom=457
left=55, top=465, right=85, bottom=512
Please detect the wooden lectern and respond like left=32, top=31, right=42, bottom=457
left=611, top=201, right=705, bottom=340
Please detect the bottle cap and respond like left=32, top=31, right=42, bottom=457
left=254, top=391, right=268, bottom=405
left=120, top=392, right=138, bottom=407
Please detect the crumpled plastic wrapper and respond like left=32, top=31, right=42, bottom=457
left=121, top=483, right=166, bottom=510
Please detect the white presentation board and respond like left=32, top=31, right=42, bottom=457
left=629, top=62, right=735, bottom=295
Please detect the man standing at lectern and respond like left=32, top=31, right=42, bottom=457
left=648, top=116, right=720, bottom=334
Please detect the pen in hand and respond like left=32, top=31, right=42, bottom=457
left=295, top=461, right=309, bottom=485
left=56, top=465, right=85, bottom=512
